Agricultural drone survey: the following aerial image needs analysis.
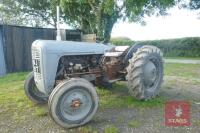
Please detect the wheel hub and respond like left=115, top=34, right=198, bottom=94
left=60, top=88, right=92, bottom=121
left=71, top=99, right=82, bottom=109
left=143, top=60, right=157, bottom=87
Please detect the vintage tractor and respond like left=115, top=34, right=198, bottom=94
left=24, top=40, right=163, bottom=128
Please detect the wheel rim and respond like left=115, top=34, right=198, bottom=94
left=143, top=58, right=159, bottom=91
left=59, top=88, right=92, bottom=122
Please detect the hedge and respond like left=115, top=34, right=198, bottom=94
left=111, top=37, right=200, bottom=57
left=110, top=37, right=134, bottom=46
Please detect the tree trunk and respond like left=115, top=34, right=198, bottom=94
left=103, top=16, right=114, bottom=43
left=96, top=10, right=104, bottom=41
left=81, top=19, right=93, bottom=34
left=102, top=14, right=118, bottom=44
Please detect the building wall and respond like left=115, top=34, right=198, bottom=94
left=0, top=26, right=6, bottom=76
left=0, top=25, right=81, bottom=74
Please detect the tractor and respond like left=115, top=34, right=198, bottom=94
left=24, top=40, right=163, bottom=128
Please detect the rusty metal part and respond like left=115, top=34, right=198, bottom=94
left=71, top=99, right=82, bottom=109
left=105, top=63, right=119, bottom=79
left=102, top=56, right=125, bottom=80
left=66, top=68, right=102, bottom=77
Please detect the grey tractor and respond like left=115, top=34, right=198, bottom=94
left=24, top=40, right=163, bottom=128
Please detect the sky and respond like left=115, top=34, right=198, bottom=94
left=111, top=7, right=200, bottom=41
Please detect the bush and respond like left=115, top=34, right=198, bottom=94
left=110, top=37, right=134, bottom=46
left=111, top=37, right=200, bottom=57
left=139, top=37, right=200, bottom=57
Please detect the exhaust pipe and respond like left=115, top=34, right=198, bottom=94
left=56, top=6, right=61, bottom=41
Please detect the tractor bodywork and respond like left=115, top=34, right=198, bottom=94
left=32, top=40, right=129, bottom=95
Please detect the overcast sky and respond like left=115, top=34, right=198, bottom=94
left=111, top=7, right=200, bottom=41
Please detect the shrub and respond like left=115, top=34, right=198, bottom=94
left=110, top=37, right=200, bottom=57
left=139, top=37, right=200, bottom=57
left=110, top=37, right=134, bottom=46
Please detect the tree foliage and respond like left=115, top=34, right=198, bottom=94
left=61, top=0, right=177, bottom=43
left=189, top=0, right=200, bottom=9
left=0, top=0, right=59, bottom=27
left=1, top=0, right=177, bottom=42
left=0, top=0, right=24, bottom=25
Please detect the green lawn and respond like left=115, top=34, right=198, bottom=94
left=0, top=72, right=48, bottom=123
left=0, top=72, right=164, bottom=118
left=0, top=63, right=199, bottom=126
left=165, top=63, right=200, bottom=79
left=164, top=63, right=200, bottom=85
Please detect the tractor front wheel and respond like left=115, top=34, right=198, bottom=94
left=126, top=45, right=164, bottom=100
left=24, top=72, right=48, bottom=104
left=48, top=78, right=99, bottom=128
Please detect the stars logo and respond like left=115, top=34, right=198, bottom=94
left=174, top=105, right=183, bottom=118
left=165, top=101, right=190, bottom=126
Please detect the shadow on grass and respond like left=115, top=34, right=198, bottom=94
left=97, top=82, right=165, bottom=109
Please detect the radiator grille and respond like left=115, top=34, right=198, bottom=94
left=32, top=48, right=42, bottom=80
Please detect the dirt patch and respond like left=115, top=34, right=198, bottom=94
left=161, top=76, right=200, bottom=101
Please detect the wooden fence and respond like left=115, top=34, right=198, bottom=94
left=0, top=25, right=81, bottom=75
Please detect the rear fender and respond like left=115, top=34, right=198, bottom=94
left=123, top=43, right=144, bottom=65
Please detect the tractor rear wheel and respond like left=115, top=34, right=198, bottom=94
left=24, top=72, right=48, bottom=104
left=126, top=45, right=164, bottom=100
left=48, top=78, right=99, bottom=128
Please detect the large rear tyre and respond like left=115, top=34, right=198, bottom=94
left=126, top=45, right=164, bottom=100
left=48, top=78, right=99, bottom=129
left=24, top=72, right=48, bottom=104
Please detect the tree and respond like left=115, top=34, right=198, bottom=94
left=180, top=0, right=200, bottom=18
left=60, top=0, right=123, bottom=42
left=189, top=0, right=200, bottom=9
left=17, top=0, right=59, bottom=27
left=0, top=0, right=59, bottom=27
left=0, top=0, right=25, bottom=25
left=61, top=0, right=178, bottom=43
left=1, top=0, right=178, bottom=42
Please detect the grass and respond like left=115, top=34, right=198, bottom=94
left=128, top=120, right=142, bottom=128
left=33, top=106, right=48, bottom=117
left=165, top=57, right=200, bottom=60
left=99, top=63, right=200, bottom=108
left=163, top=63, right=200, bottom=92
left=0, top=72, right=166, bottom=120
left=76, top=126, right=98, bottom=133
left=97, top=82, right=165, bottom=109
left=164, top=63, right=200, bottom=79
left=0, top=63, right=199, bottom=131
left=0, top=72, right=44, bottom=123
left=192, top=119, right=200, bottom=128
left=104, top=125, right=119, bottom=133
